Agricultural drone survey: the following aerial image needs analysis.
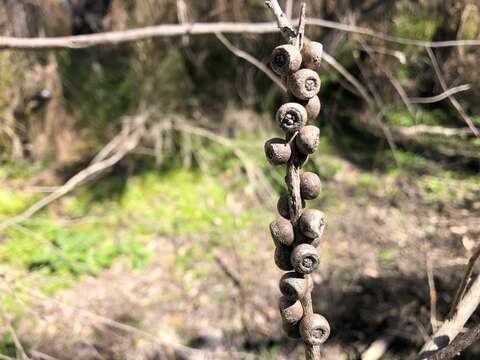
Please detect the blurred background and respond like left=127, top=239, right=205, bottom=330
left=0, top=0, right=479, bottom=359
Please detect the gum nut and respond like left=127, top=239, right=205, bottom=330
left=299, top=209, right=326, bottom=239
left=300, top=172, right=322, bottom=200
left=299, top=313, right=331, bottom=345
left=264, top=138, right=291, bottom=165
left=278, top=296, right=303, bottom=325
left=279, top=271, right=311, bottom=300
left=271, top=44, right=302, bottom=76
left=290, top=243, right=320, bottom=274
left=301, top=40, right=324, bottom=70
left=287, top=69, right=321, bottom=100
left=270, top=218, right=295, bottom=247
left=274, top=245, right=293, bottom=271
left=276, top=102, right=308, bottom=133
left=296, top=125, right=320, bottom=155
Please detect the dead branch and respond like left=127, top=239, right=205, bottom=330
left=419, top=274, right=480, bottom=359
left=0, top=113, right=149, bottom=233
left=410, top=85, right=471, bottom=104
left=447, top=245, right=480, bottom=319
left=427, top=324, right=480, bottom=360
left=361, top=336, right=394, bottom=360
left=1, top=18, right=480, bottom=51
left=426, top=48, right=479, bottom=137
left=397, top=125, right=473, bottom=137
left=215, top=33, right=286, bottom=92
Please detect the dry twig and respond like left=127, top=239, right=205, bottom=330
left=426, top=48, right=479, bottom=137
left=419, top=274, right=480, bottom=359
left=215, top=32, right=286, bottom=92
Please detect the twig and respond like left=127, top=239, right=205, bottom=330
left=426, top=47, right=479, bottom=137
left=426, top=253, right=440, bottom=332
left=427, top=324, right=480, bottom=360
left=265, top=0, right=296, bottom=42
left=447, top=244, right=480, bottom=319
left=361, top=336, right=394, bottom=360
left=0, top=113, right=148, bottom=232
left=0, top=303, right=30, bottom=360
left=215, top=33, right=286, bottom=92
left=1, top=19, right=480, bottom=51
left=410, top=85, right=471, bottom=104
left=419, top=274, right=480, bottom=359
left=358, top=38, right=417, bottom=121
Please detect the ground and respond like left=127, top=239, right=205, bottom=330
left=0, top=132, right=479, bottom=360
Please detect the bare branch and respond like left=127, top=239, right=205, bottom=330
left=1, top=18, right=480, bottom=51
left=448, top=245, right=480, bottom=319
left=427, top=324, right=480, bottom=360
left=0, top=113, right=149, bottom=232
left=215, top=33, right=286, bottom=92
left=396, top=125, right=473, bottom=137
left=426, top=48, right=479, bottom=137
left=265, top=0, right=296, bottom=41
left=305, top=18, right=480, bottom=48
left=410, top=85, right=471, bottom=104
left=419, top=274, right=480, bottom=358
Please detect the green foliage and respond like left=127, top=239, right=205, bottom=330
left=387, top=108, right=449, bottom=128
left=57, top=47, right=139, bottom=133
left=392, top=10, right=439, bottom=40
left=379, top=249, right=395, bottom=262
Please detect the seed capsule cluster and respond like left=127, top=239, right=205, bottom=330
left=266, top=38, right=330, bottom=347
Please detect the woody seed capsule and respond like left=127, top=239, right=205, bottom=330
left=264, top=138, right=292, bottom=165
left=299, top=313, right=331, bottom=345
left=295, top=95, right=321, bottom=121
left=299, top=209, right=325, bottom=239
left=274, top=245, right=293, bottom=271
left=287, top=69, right=321, bottom=100
left=301, top=40, right=324, bottom=70
left=270, top=218, right=295, bottom=247
left=291, top=243, right=320, bottom=274
left=278, top=296, right=303, bottom=325
left=276, top=102, right=308, bottom=133
left=279, top=271, right=313, bottom=300
left=271, top=44, right=302, bottom=76
left=300, top=172, right=322, bottom=200
left=296, top=125, right=320, bottom=155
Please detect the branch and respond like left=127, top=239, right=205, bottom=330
left=0, top=113, right=148, bottom=232
left=215, top=33, right=286, bottom=92
left=427, top=324, right=480, bottom=360
left=426, top=48, right=479, bottom=137
left=410, top=85, right=471, bottom=104
left=1, top=19, right=480, bottom=51
left=419, top=274, right=480, bottom=359
left=265, top=0, right=296, bottom=42
left=448, top=245, right=480, bottom=319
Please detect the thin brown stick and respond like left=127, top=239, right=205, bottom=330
left=428, top=324, right=480, bottom=360
left=410, top=85, right=471, bottom=104
left=426, top=253, right=440, bottom=332
left=0, top=113, right=148, bottom=232
left=447, top=245, right=480, bottom=319
left=215, top=32, right=286, bottom=92
left=419, top=274, right=480, bottom=359
left=1, top=18, right=480, bottom=51
left=426, top=47, right=479, bottom=137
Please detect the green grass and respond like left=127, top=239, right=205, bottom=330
left=0, top=132, right=272, bottom=289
